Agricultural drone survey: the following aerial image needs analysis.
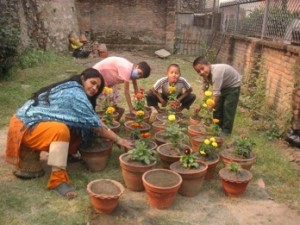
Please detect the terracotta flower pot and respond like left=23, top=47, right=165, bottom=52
left=170, top=161, right=208, bottom=197
left=79, top=138, right=113, bottom=172
left=119, top=153, right=157, bottom=191
left=220, top=148, right=256, bottom=170
left=191, top=135, right=224, bottom=152
left=152, top=121, right=165, bottom=133
left=219, top=167, right=253, bottom=197
left=198, top=155, right=220, bottom=180
left=108, top=121, right=121, bottom=133
left=189, top=115, right=201, bottom=125
left=97, top=111, right=120, bottom=122
left=187, top=124, right=207, bottom=139
left=124, top=140, right=157, bottom=153
left=157, top=143, right=191, bottom=169
left=87, top=179, right=124, bottom=213
left=142, top=169, right=182, bottom=209
left=154, top=130, right=168, bottom=146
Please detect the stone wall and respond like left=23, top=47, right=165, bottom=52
left=212, top=33, right=300, bottom=126
left=0, top=0, right=79, bottom=52
left=75, top=0, right=176, bottom=51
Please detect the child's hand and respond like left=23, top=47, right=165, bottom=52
left=161, top=100, right=167, bottom=107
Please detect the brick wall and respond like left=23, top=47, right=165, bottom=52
left=75, top=0, right=176, bottom=51
left=212, top=33, right=300, bottom=127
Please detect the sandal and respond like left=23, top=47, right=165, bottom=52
left=51, top=182, right=77, bottom=199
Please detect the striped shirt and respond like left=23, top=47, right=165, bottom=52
left=153, top=77, right=192, bottom=95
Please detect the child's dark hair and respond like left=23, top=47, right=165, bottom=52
left=138, top=61, right=151, bottom=78
left=167, top=63, right=181, bottom=74
left=31, top=68, right=104, bottom=109
left=193, top=56, right=209, bottom=67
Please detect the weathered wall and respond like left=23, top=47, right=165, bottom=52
left=75, top=0, right=176, bottom=51
left=212, top=33, right=300, bottom=126
left=0, top=0, right=79, bottom=52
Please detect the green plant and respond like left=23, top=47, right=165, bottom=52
left=233, top=134, right=256, bottom=158
left=165, top=114, right=187, bottom=148
left=199, top=137, right=219, bottom=160
left=127, top=138, right=156, bottom=165
left=196, top=90, right=215, bottom=126
left=96, top=86, right=114, bottom=112
left=0, top=16, right=20, bottom=79
left=179, top=148, right=199, bottom=169
left=206, top=119, right=221, bottom=136
left=133, top=88, right=146, bottom=111
left=228, top=162, right=241, bottom=174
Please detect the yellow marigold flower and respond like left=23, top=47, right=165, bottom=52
left=103, top=87, right=113, bottom=94
left=202, top=103, right=207, bottom=108
left=106, top=106, right=115, bottom=114
left=213, top=118, right=219, bottom=124
left=204, top=139, right=210, bottom=145
left=136, top=110, right=145, bottom=116
left=168, top=85, right=176, bottom=93
left=200, top=150, right=206, bottom=155
left=210, top=137, right=216, bottom=142
left=206, top=98, right=215, bottom=107
left=212, top=142, right=218, bottom=147
left=168, top=114, right=176, bottom=121
left=204, top=90, right=212, bottom=97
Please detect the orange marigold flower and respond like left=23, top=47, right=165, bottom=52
left=135, top=93, right=144, bottom=100
left=212, top=118, right=219, bottom=124
left=131, top=122, right=141, bottom=128
left=140, top=132, right=151, bottom=138
left=240, top=134, right=246, bottom=139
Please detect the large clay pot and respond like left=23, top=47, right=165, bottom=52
left=115, top=106, right=125, bottom=121
left=189, top=115, right=201, bottom=125
left=219, top=167, right=253, bottom=197
left=142, top=169, right=182, bottom=209
left=124, top=121, right=152, bottom=139
left=220, top=148, right=256, bottom=170
left=107, top=121, right=121, bottom=133
left=198, top=155, right=220, bottom=180
left=124, top=140, right=157, bottom=153
left=119, top=153, right=157, bottom=191
left=187, top=124, right=207, bottom=139
left=154, top=130, right=169, bottom=146
left=87, top=179, right=124, bottom=213
left=79, top=138, right=113, bottom=172
left=97, top=111, right=120, bottom=122
left=157, top=143, right=192, bottom=169
left=152, top=121, right=165, bottom=133
left=170, top=161, right=208, bottom=197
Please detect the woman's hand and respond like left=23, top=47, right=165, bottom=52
left=117, top=137, right=134, bottom=150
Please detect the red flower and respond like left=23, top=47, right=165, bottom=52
left=184, top=148, right=191, bottom=155
left=135, top=93, right=144, bottom=100
left=140, top=87, right=145, bottom=92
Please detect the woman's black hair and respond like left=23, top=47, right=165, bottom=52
left=31, top=68, right=104, bottom=109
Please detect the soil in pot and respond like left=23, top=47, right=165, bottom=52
left=87, top=179, right=124, bottom=214
left=155, top=112, right=184, bottom=123
left=142, top=169, right=182, bottom=209
left=152, top=121, right=165, bottom=133
left=79, top=138, right=113, bottom=172
left=119, top=153, right=157, bottom=191
left=170, top=161, right=208, bottom=197
left=124, top=113, right=150, bottom=123
left=157, top=143, right=191, bottom=169
left=188, top=125, right=207, bottom=138
left=220, top=148, right=256, bottom=170
left=219, top=167, right=253, bottom=197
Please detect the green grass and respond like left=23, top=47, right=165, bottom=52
left=0, top=51, right=299, bottom=225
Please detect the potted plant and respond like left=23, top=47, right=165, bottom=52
left=119, top=136, right=157, bottom=191
left=124, top=110, right=151, bottom=140
left=101, top=106, right=121, bottom=133
left=86, top=179, right=125, bottom=213
left=170, top=148, right=207, bottom=197
left=96, top=86, right=120, bottom=121
left=220, top=134, right=256, bottom=170
left=156, top=114, right=191, bottom=169
left=190, top=90, right=214, bottom=126
left=142, top=168, right=182, bottom=209
left=198, top=137, right=220, bottom=180
left=219, top=162, right=253, bottom=197
left=125, top=88, right=150, bottom=123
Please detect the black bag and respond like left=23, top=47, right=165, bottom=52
left=73, top=48, right=90, bottom=58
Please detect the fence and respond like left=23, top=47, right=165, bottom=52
left=220, top=0, right=300, bottom=44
